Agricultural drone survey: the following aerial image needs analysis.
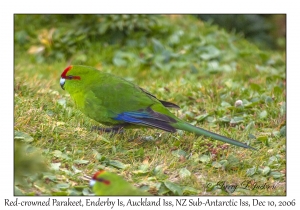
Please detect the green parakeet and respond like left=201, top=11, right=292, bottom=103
left=90, top=170, right=150, bottom=195
left=60, top=65, right=255, bottom=150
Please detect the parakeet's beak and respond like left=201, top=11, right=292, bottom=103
left=89, top=179, right=96, bottom=187
left=60, top=78, right=65, bottom=90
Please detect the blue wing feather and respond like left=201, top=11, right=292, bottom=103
left=113, top=108, right=177, bottom=132
left=114, top=112, right=145, bottom=123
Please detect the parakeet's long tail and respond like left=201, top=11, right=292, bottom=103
left=172, top=122, right=256, bottom=150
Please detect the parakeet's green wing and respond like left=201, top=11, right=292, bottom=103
left=81, top=72, right=179, bottom=131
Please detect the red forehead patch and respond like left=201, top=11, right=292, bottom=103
left=92, top=170, right=105, bottom=180
left=61, top=65, right=73, bottom=78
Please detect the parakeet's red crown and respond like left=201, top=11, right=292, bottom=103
left=92, top=170, right=105, bottom=180
left=92, top=170, right=111, bottom=185
left=61, top=65, right=73, bottom=78
left=61, top=65, right=81, bottom=80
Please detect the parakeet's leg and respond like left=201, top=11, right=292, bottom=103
left=92, top=125, right=126, bottom=133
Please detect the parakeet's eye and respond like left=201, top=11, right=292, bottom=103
left=96, top=177, right=111, bottom=185
left=60, top=78, right=65, bottom=90
left=67, top=75, right=81, bottom=80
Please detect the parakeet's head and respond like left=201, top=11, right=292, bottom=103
left=60, top=65, right=99, bottom=90
left=89, top=170, right=150, bottom=195
left=89, top=170, right=111, bottom=188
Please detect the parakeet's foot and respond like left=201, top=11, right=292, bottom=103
left=92, top=126, right=125, bottom=134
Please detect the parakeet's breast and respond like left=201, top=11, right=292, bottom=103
left=70, top=91, right=85, bottom=111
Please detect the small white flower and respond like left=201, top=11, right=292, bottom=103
left=235, top=100, right=243, bottom=107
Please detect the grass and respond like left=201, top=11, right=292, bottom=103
left=14, top=15, right=286, bottom=196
